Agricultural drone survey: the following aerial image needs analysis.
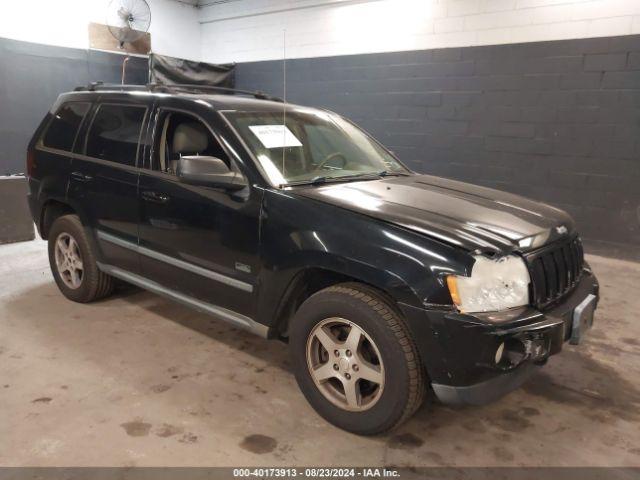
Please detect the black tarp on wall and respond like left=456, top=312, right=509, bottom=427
left=149, top=53, right=235, bottom=87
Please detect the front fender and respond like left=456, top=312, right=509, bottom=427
left=256, top=251, right=420, bottom=328
left=256, top=189, right=471, bottom=327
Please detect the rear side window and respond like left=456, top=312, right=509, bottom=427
left=42, top=102, right=90, bottom=151
left=86, top=104, right=146, bottom=166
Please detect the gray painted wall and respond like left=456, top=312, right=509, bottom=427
left=235, top=35, right=640, bottom=257
left=0, top=37, right=148, bottom=176
left=0, top=177, right=34, bottom=244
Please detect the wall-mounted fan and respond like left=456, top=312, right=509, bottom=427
left=103, top=0, right=152, bottom=84
left=106, top=0, right=152, bottom=48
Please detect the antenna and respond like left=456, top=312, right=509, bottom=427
left=282, top=28, right=287, bottom=178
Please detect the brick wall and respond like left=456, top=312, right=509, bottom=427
left=0, top=38, right=148, bottom=176
left=235, top=35, right=640, bottom=256
left=200, top=0, right=640, bottom=64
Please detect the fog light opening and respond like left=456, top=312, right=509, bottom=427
left=528, top=337, right=550, bottom=363
left=495, top=342, right=505, bottom=365
left=502, top=338, right=527, bottom=368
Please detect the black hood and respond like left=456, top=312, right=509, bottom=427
left=293, top=174, right=575, bottom=254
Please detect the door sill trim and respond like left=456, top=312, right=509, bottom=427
left=97, top=262, right=268, bottom=338
left=97, top=229, right=253, bottom=293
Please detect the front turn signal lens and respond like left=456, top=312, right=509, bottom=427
left=446, top=275, right=461, bottom=307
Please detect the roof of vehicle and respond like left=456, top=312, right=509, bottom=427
left=66, top=83, right=305, bottom=113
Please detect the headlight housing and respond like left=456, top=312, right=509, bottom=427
left=446, top=255, right=531, bottom=313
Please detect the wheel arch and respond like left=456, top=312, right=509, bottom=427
left=268, top=261, right=422, bottom=339
left=40, top=199, right=76, bottom=240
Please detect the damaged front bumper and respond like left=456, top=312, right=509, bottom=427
left=399, top=267, right=599, bottom=406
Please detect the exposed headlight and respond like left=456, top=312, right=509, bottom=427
left=446, top=255, right=531, bottom=313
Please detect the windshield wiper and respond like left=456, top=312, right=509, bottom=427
left=280, top=172, right=381, bottom=188
left=280, top=176, right=329, bottom=187
left=280, top=170, right=412, bottom=188
left=378, top=170, right=412, bottom=177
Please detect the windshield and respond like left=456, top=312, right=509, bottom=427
left=223, top=110, right=409, bottom=186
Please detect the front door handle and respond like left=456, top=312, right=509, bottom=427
left=70, top=171, right=93, bottom=183
left=141, top=190, right=170, bottom=204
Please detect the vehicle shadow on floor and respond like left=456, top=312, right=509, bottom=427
left=4, top=281, right=293, bottom=374
left=112, top=283, right=295, bottom=374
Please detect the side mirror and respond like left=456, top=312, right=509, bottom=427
left=176, top=156, right=247, bottom=191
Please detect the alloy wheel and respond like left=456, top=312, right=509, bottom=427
left=306, top=317, right=385, bottom=412
left=54, top=232, right=84, bottom=289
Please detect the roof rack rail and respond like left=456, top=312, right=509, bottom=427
left=74, top=81, right=283, bottom=102
left=149, top=83, right=283, bottom=102
left=73, top=82, right=148, bottom=92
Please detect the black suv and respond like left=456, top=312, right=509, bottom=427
left=26, top=84, right=599, bottom=435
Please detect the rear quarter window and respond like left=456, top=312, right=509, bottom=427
left=85, top=104, right=147, bottom=166
left=42, top=102, right=90, bottom=151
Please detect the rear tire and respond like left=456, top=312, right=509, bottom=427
left=289, top=283, right=425, bottom=435
left=48, top=214, right=114, bottom=303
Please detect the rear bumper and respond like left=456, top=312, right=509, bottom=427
left=400, top=266, right=599, bottom=406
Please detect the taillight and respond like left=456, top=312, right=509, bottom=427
left=26, top=149, right=35, bottom=177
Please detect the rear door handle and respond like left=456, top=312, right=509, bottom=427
left=141, top=190, right=170, bottom=204
left=70, top=171, right=93, bottom=183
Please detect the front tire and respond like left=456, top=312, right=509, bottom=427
left=48, top=214, right=114, bottom=303
left=289, top=283, right=426, bottom=435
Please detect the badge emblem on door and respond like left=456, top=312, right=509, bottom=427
left=235, top=262, right=251, bottom=273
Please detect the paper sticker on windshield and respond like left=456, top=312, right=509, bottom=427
left=248, top=125, right=302, bottom=149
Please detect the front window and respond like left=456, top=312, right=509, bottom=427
left=152, top=111, right=230, bottom=175
left=223, top=110, right=409, bottom=186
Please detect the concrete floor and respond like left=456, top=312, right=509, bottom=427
left=1, top=239, right=639, bottom=467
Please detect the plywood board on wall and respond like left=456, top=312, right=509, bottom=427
left=88, top=22, right=150, bottom=55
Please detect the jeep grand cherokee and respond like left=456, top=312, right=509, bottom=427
left=26, top=83, right=599, bottom=434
